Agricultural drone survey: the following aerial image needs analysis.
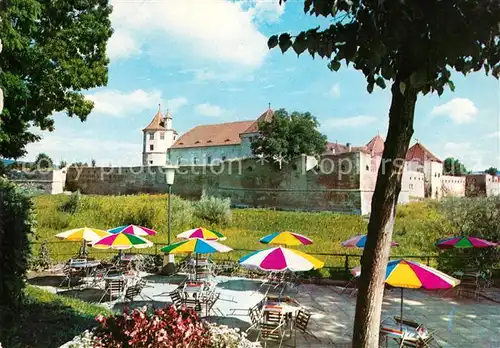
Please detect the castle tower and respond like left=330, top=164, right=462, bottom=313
left=142, top=105, right=178, bottom=166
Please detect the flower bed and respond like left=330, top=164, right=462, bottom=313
left=63, top=306, right=261, bottom=348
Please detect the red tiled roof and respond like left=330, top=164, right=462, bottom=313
left=325, top=142, right=349, bottom=154
left=241, top=108, right=274, bottom=134
left=406, top=142, right=443, bottom=164
left=143, top=110, right=166, bottom=131
left=171, top=121, right=254, bottom=149
left=365, top=135, right=385, bottom=155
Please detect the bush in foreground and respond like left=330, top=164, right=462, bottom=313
left=66, top=306, right=259, bottom=348
left=0, top=179, right=36, bottom=320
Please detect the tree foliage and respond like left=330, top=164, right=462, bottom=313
left=0, top=178, right=36, bottom=321
left=0, top=0, right=113, bottom=159
left=485, top=167, right=498, bottom=176
left=437, top=196, right=500, bottom=275
left=267, top=1, right=499, bottom=346
left=443, top=157, right=468, bottom=176
left=34, top=152, right=53, bottom=169
left=269, top=0, right=500, bottom=95
left=251, top=108, right=327, bottom=166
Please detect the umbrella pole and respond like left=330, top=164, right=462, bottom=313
left=82, top=240, right=86, bottom=258
left=195, top=253, right=198, bottom=281
left=400, top=288, right=404, bottom=329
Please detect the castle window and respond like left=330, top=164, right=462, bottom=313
left=160, top=132, right=165, bottom=140
left=222, top=156, right=227, bottom=161
left=174, top=135, right=177, bottom=140
left=149, top=133, right=154, bottom=140
left=409, top=184, right=414, bottom=190
left=207, top=155, right=212, bottom=164
left=177, top=157, right=182, bottom=165
left=150, top=145, right=154, bottom=151
left=366, top=165, right=369, bottom=171
left=149, top=160, right=153, bottom=165
left=193, top=157, right=199, bottom=164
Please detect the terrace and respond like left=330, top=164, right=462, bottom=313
left=28, top=257, right=500, bottom=348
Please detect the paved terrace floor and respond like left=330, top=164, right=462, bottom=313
left=33, top=274, right=500, bottom=348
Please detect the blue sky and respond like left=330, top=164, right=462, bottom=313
left=24, top=0, right=500, bottom=170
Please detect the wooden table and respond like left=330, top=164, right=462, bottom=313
left=380, top=319, right=431, bottom=347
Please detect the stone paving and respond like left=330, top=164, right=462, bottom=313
left=37, top=274, right=500, bottom=347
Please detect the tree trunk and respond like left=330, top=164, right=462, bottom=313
left=352, top=79, right=418, bottom=347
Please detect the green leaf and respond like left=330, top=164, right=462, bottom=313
left=367, top=83, right=374, bottom=94
left=409, top=70, right=428, bottom=88
left=399, top=82, right=406, bottom=96
left=268, top=35, right=279, bottom=49
left=292, top=32, right=307, bottom=56
left=278, top=33, right=293, bottom=53
left=447, top=80, right=455, bottom=92
left=375, top=77, right=386, bottom=89
left=328, top=60, right=341, bottom=72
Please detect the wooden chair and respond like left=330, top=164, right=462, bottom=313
left=183, top=298, right=202, bottom=316
left=169, top=290, right=183, bottom=309
left=293, top=309, right=321, bottom=345
left=99, top=279, right=125, bottom=303
left=259, top=310, right=287, bottom=348
left=124, top=279, right=150, bottom=303
left=59, top=263, right=84, bottom=289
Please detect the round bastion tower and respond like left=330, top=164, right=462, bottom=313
left=142, top=105, right=178, bottom=166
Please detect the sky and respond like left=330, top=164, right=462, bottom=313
left=23, top=0, right=500, bottom=170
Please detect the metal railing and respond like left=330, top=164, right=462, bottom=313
left=31, top=240, right=455, bottom=273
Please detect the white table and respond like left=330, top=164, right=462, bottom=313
left=380, top=320, right=431, bottom=346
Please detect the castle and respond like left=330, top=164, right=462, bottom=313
left=140, top=106, right=472, bottom=201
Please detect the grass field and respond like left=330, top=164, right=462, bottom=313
left=0, top=286, right=112, bottom=348
left=32, top=194, right=451, bottom=270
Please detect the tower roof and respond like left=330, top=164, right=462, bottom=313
left=143, top=109, right=166, bottom=132
left=406, top=142, right=442, bottom=164
left=240, top=107, right=274, bottom=134
left=365, top=135, right=385, bottom=155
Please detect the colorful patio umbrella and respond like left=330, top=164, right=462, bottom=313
left=341, top=234, right=399, bottom=248
left=108, top=224, right=157, bottom=236
left=352, top=259, right=460, bottom=325
left=259, top=231, right=313, bottom=246
left=92, top=232, right=153, bottom=250
left=436, top=236, right=498, bottom=249
left=239, top=247, right=324, bottom=272
left=56, top=227, right=110, bottom=255
left=160, top=238, right=232, bottom=254
left=176, top=227, right=226, bottom=241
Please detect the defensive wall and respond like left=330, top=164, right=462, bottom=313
left=65, top=153, right=404, bottom=215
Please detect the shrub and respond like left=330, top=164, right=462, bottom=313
left=92, top=306, right=212, bottom=347
left=206, top=323, right=259, bottom=348
left=194, top=191, right=232, bottom=225
left=437, top=196, right=500, bottom=274
left=171, top=194, right=194, bottom=228
left=0, top=179, right=36, bottom=320
left=30, top=240, right=52, bottom=271
left=141, top=254, right=163, bottom=273
left=59, top=190, right=81, bottom=214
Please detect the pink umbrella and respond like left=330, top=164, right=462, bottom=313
left=108, top=225, right=157, bottom=236
left=341, top=234, right=398, bottom=248
left=436, top=235, right=498, bottom=249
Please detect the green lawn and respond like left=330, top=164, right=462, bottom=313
left=32, top=194, right=451, bottom=269
left=0, top=286, right=111, bottom=348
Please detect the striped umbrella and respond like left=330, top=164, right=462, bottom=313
left=341, top=234, right=399, bottom=248
left=108, top=224, right=157, bottom=236
left=160, top=238, right=232, bottom=254
left=56, top=227, right=110, bottom=255
left=436, top=236, right=498, bottom=249
left=260, top=231, right=313, bottom=246
left=177, top=227, right=226, bottom=241
left=352, top=259, right=460, bottom=324
left=239, top=247, right=324, bottom=272
left=92, top=232, right=153, bottom=250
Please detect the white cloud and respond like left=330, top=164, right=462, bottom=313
left=430, top=98, right=478, bottom=124
left=85, top=89, right=162, bottom=117
left=110, top=0, right=270, bottom=67
left=107, top=30, right=141, bottom=60
left=166, top=97, right=188, bottom=113
left=249, top=0, right=285, bottom=23
left=329, top=83, right=341, bottom=98
left=23, top=131, right=140, bottom=166
left=196, top=103, right=225, bottom=117
left=262, top=84, right=274, bottom=89
left=323, top=115, right=377, bottom=128
left=441, top=142, right=489, bottom=171
left=486, top=131, right=500, bottom=138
